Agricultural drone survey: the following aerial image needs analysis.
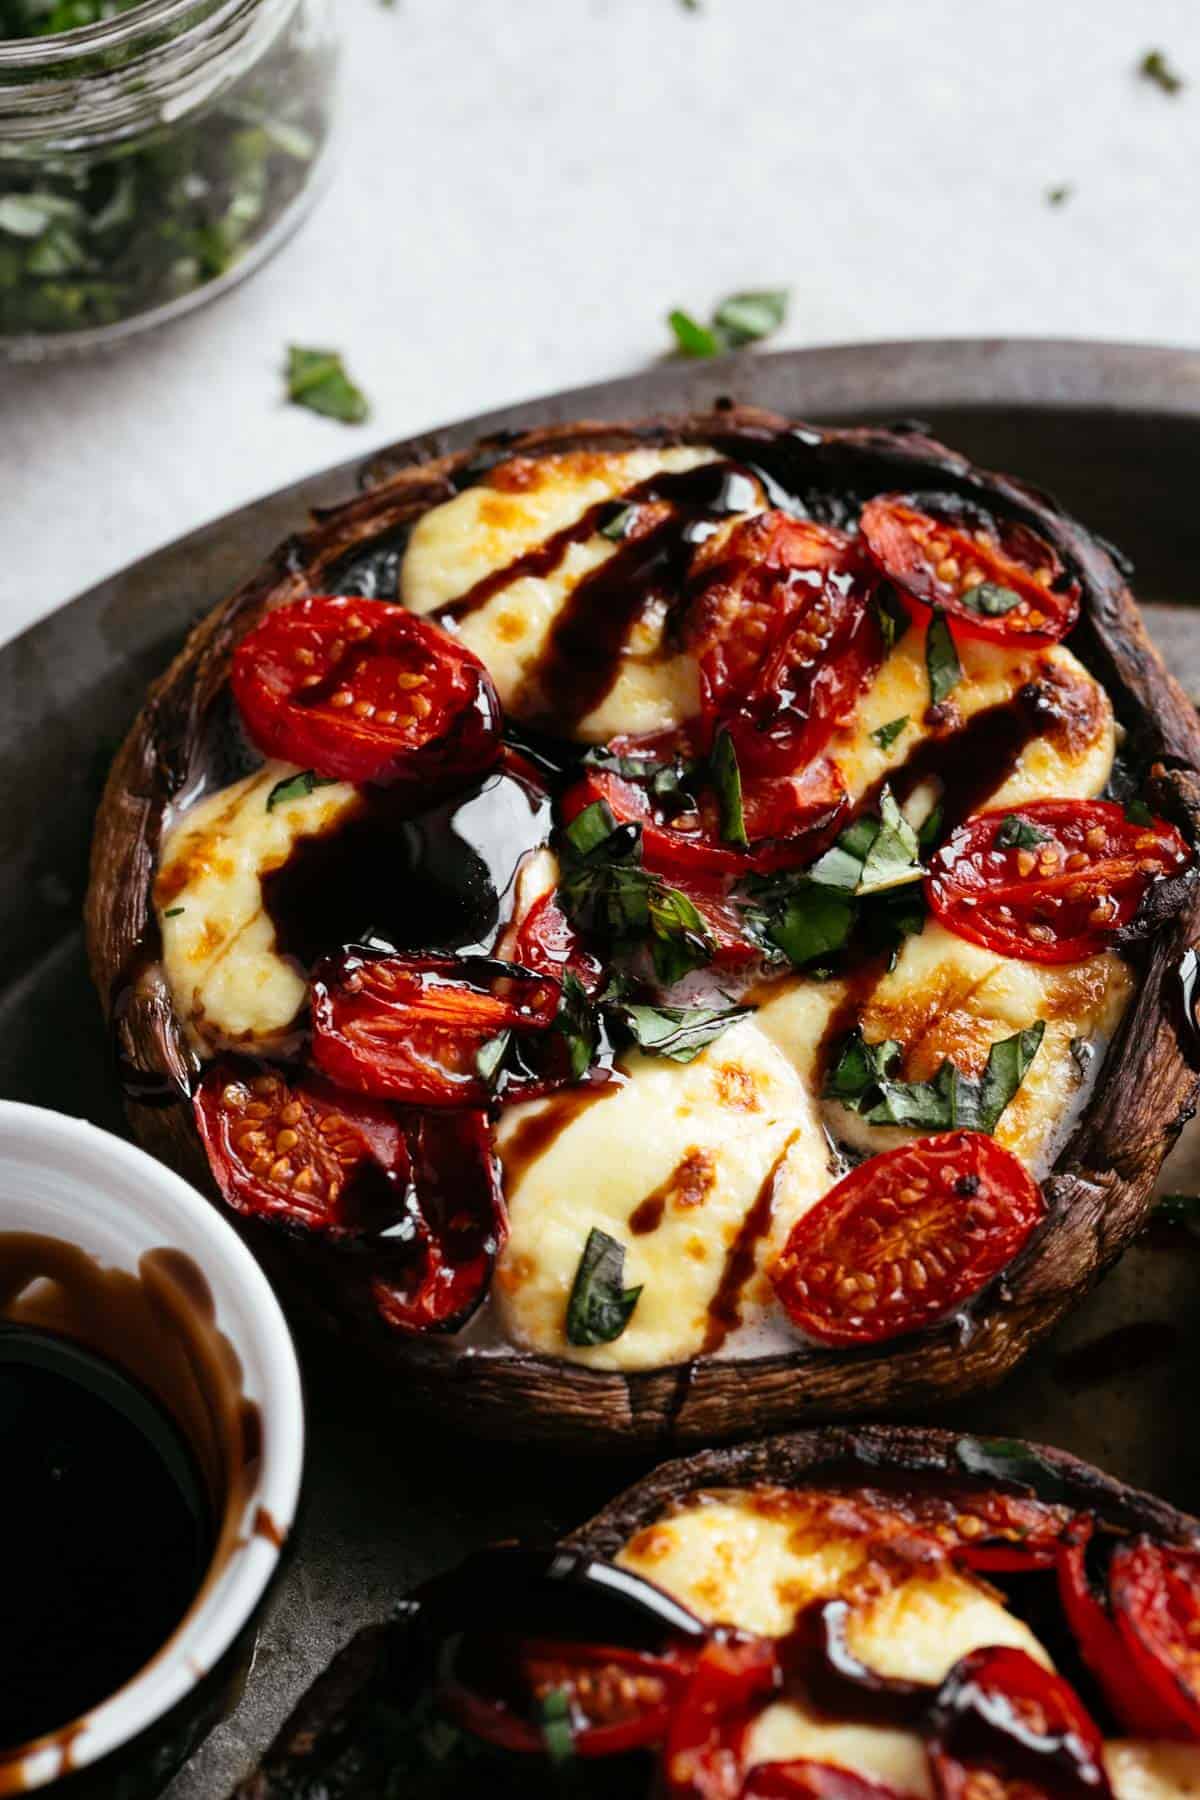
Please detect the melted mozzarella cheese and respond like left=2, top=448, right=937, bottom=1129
left=399, top=445, right=754, bottom=741
left=1105, top=1744, right=1200, bottom=1800
left=745, top=1705, right=934, bottom=1798
left=756, top=923, right=1132, bottom=1174
left=155, top=762, right=359, bottom=1055
left=828, top=623, right=1115, bottom=811
left=493, top=1017, right=836, bottom=1369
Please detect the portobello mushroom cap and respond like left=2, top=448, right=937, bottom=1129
left=85, top=407, right=1200, bottom=1447
left=228, top=1423, right=1200, bottom=1800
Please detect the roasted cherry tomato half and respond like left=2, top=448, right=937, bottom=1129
left=1055, top=1525, right=1186, bottom=1738
left=194, top=1061, right=410, bottom=1239
left=511, top=889, right=604, bottom=996
left=927, top=799, right=1191, bottom=965
left=664, top=1635, right=780, bottom=1799
left=1109, top=1538, right=1200, bottom=1738
left=370, top=1108, right=505, bottom=1333
left=684, top=512, right=884, bottom=774
left=440, top=1636, right=696, bottom=1758
left=928, top=1645, right=1107, bottom=1800
left=743, top=1764, right=920, bottom=1800
left=311, top=950, right=560, bottom=1107
left=562, top=760, right=848, bottom=881
left=230, top=594, right=502, bottom=788
left=771, top=1131, right=1045, bottom=1347
left=859, top=494, right=1081, bottom=647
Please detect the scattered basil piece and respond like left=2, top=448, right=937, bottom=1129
left=968, top=1023, right=1047, bottom=1133
left=995, top=813, right=1051, bottom=850
left=711, top=728, right=748, bottom=847
left=667, top=288, right=788, bottom=358
left=538, top=1689, right=575, bottom=1765
left=613, top=1001, right=752, bottom=1064
left=163, top=906, right=185, bottom=918
left=566, top=1228, right=642, bottom=1346
left=764, top=883, right=856, bottom=968
left=558, top=808, right=714, bottom=984
left=858, top=882, right=927, bottom=966
left=926, top=612, right=962, bottom=706
left=555, top=972, right=597, bottom=1082
left=871, top=716, right=909, bottom=751
left=600, top=503, right=638, bottom=542
left=581, top=746, right=698, bottom=815
left=1046, top=184, right=1073, bottom=207
left=1140, top=49, right=1184, bottom=94
left=667, top=308, right=720, bottom=358
left=475, top=1032, right=512, bottom=1087
left=810, top=788, right=923, bottom=898
left=1125, top=797, right=1155, bottom=826
left=917, top=800, right=945, bottom=854
left=961, top=580, right=1022, bottom=617
left=824, top=1031, right=901, bottom=1107
left=826, top=1021, right=1045, bottom=1134
left=646, top=883, right=713, bottom=985
left=265, top=768, right=338, bottom=812
left=564, top=799, right=618, bottom=859
left=286, top=345, right=370, bottom=425
left=955, top=1435, right=1071, bottom=1502
left=874, top=589, right=910, bottom=655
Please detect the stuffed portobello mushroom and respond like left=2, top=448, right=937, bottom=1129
left=86, top=407, right=1200, bottom=1444
left=230, top=1425, right=1200, bottom=1798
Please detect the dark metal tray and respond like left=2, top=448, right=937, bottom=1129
left=6, top=339, right=1200, bottom=1798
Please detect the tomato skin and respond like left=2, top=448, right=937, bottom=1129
left=663, top=1635, right=780, bottom=1799
left=742, top=1763, right=920, bottom=1800
left=771, top=1132, right=1046, bottom=1347
left=928, top=1645, right=1108, bottom=1800
left=1109, top=1539, right=1200, bottom=1738
left=1056, top=1527, right=1187, bottom=1738
left=684, top=511, right=884, bottom=773
left=511, top=889, right=604, bottom=996
left=927, top=800, right=1191, bottom=965
left=194, top=1060, right=410, bottom=1239
left=311, top=950, right=560, bottom=1107
left=439, top=1637, right=695, bottom=1758
left=562, top=760, right=847, bottom=882
left=370, top=1108, right=505, bottom=1334
left=859, top=494, right=1081, bottom=647
left=231, top=595, right=502, bottom=788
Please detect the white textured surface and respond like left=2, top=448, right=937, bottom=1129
left=3, top=0, right=1200, bottom=647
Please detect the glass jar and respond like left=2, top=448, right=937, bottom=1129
left=0, top=0, right=338, bottom=358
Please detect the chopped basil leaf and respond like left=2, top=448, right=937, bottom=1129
left=961, top=580, right=1022, bottom=617
left=874, top=589, right=910, bottom=655
left=538, top=1689, right=575, bottom=1765
left=711, top=728, right=748, bottom=847
left=926, top=611, right=962, bottom=706
left=163, top=906, right=185, bottom=918
left=286, top=345, right=370, bottom=425
left=265, top=768, right=338, bottom=812
left=827, top=1021, right=1045, bottom=1134
left=475, top=1032, right=512, bottom=1086
left=667, top=307, right=720, bottom=358
left=765, top=882, right=856, bottom=968
left=871, top=716, right=909, bottom=751
left=955, top=1435, right=1071, bottom=1502
left=646, top=883, right=713, bottom=985
left=1125, top=797, right=1154, bottom=827
left=564, top=800, right=618, bottom=859
left=995, top=813, right=1051, bottom=850
left=566, top=1229, right=642, bottom=1346
left=713, top=288, right=789, bottom=347
left=1046, top=184, right=1073, bottom=207
left=555, top=973, right=597, bottom=1082
left=859, top=789, right=923, bottom=893
left=613, top=1001, right=751, bottom=1064
left=581, top=746, right=698, bottom=815
left=917, top=800, right=945, bottom=854
left=1140, top=48, right=1184, bottom=94
left=858, top=882, right=926, bottom=966
left=600, top=503, right=638, bottom=542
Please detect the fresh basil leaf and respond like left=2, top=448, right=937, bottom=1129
left=711, top=727, right=748, bottom=847
left=538, top=1689, right=575, bottom=1765
left=874, top=589, right=910, bottom=655
left=600, top=502, right=638, bottom=542
left=265, top=768, right=337, bottom=812
left=1140, top=48, right=1184, bottom=94
left=971, top=1022, right=1046, bottom=1133
left=713, top=288, right=789, bottom=347
left=917, top=800, right=945, bottom=854
left=955, top=1435, right=1071, bottom=1503
left=961, top=580, right=1022, bottom=617
left=926, top=611, right=962, bottom=706
left=834, top=1023, right=1044, bottom=1134
left=766, top=882, right=856, bottom=968
left=475, top=1032, right=512, bottom=1087
left=859, top=788, right=923, bottom=894
left=667, top=307, right=720, bottom=358
left=995, top=813, right=1050, bottom=850
left=0, top=192, right=81, bottom=239
left=566, top=1228, right=642, bottom=1346
left=163, top=906, right=185, bottom=918
left=824, top=1029, right=902, bottom=1106
left=1046, top=184, right=1073, bottom=207
left=647, top=883, right=713, bottom=985
left=871, top=716, right=909, bottom=751
left=563, top=800, right=618, bottom=859
left=555, top=972, right=597, bottom=1082
left=859, top=883, right=926, bottom=965
left=580, top=746, right=698, bottom=816
left=865, top=1060, right=957, bottom=1130
left=1125, top=797, right=1154, bottom=826
left=614, top=1001, right=751, bottom=1064
left=286, top=345, right=370, bottom=425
